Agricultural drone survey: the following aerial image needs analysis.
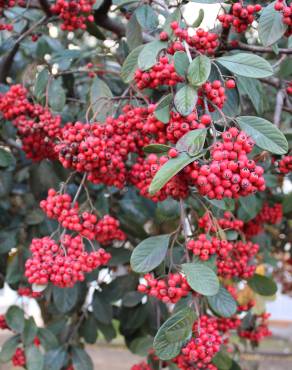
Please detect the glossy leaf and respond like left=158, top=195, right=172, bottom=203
left=248, top=274, right=277, bottom=296
left=52, top=285, right=79, bottom=313
left=182, top=263, right=219, bottom=296
left=174, top=85, right=198, bottom=116
left=187, top=55, right=211, bottom=86
left=207, top=286, right=237, bottom=317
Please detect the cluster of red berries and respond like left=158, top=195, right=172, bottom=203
left=238, top=313, right=272, bottom=345
left=25, top=235, right=111, bottom=287
left=18, top=286, right=42, bottom=298
left=0, top=85, right=61, bottom=161
left=198, top=79, right=235, bottom=112
left=51, top=0, right=95, bottom=31
left=217, top=240, right=259, bottom=279
left=131, top=362, right=152, bottom=370
left=244, top=203, right=283, bottom=237
left=198, top=211, right=244, bottom=233
left=12, top=348, right=26, bottom=367
left=137, top=273, right=190, bottom=303
left=275, top=0, right=292, bottom=36
left=278, top=155, right=292, bottom=174
left=134, top=56, right=182, bottom=90
left=216, top=316, right=241, bottom=335
left=0, top=0, right=26, bottom=31
left=218, top=3, right=262, bottom=33
left=165, top=22, right=219, bottom=56
left=0, top=314, right=8, bottom=329
left=174, top=316, right=222, bottom=370
left=187, top=234, right=233, bottom=261
left=40, top=189, right=125, bottom=245
left=186, top=127, right=266, bottom=199
left=130, top=154, right=189, bottom=202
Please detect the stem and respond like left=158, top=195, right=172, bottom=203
left=180, top=198, right=190, bottom=262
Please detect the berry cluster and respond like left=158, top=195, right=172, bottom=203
left=217, top=316, right=241, bottom=334
left=12, top=348, right=26, bottom=367
left=25, top=235, right=111, bottom=287
left=0, top=0, right=26, bottom=31
left=217, top=240, right=259, bottom=279
left=187, top=234, right=233, bottom=261
left=278, top=155, right=292, bottom=174
left=244, top=203, right=283, bottom=237
left=134, top=56, right=182, bottom=90
left=129, top=154, right=189, bottom=202
left=185, top=127, right=266, bottom=199
left=218, top=3, right=262, bottom=33
left=167, top=23, right=219, bottom=56
left=275, top=0, right=292, bottom=36
left=137, top=273, right=190, bottom=303
left=238, top=313, right=272, bottom=345
left=198, top=211, right=244, bottom=233
left=0, top=85, right=61, bottom=161
left=131, top=362, right=152, bottom=370
left=174, top=316, right=222, bottom=370
left=51, top=0, right=95, bottom=31
left=40, top=189, right=125, bottom=245
left=18, top=286, right=42, bottom=298
left=0, top=314, right=8, bottom=329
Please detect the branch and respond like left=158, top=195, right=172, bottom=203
left=274, top=90, right=285, bottom=127
left=225, top=41, right=292, bottom=55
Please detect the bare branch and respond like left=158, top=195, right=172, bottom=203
left=225, top=41, right=292, bottom=55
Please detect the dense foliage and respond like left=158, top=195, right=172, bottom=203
left=0, top=0, right=291, bottom=369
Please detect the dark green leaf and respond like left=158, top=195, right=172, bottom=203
left=248, top=274, right=277, bottom=296
left=130, top=234, right=170, bottom=273
left=126, top=15, right=143, bottom=51
left=135, top=5, right=158, bottom=31
left=44, top=347, right=67, bottom=370
left=80, top=314, right=98, bottom=344
left=52, top=285, right=79, bottom=313
left=217, top=53, right=273, bottom=78
left=0, top=231, right=16, bottom=254
left=96, top=321, right=116, bottom=342
left=143, top=144, right=171, bottom=153
left=182, top=263, right=219, bottom=296
left=5, top=306, right=25, bottom=333
left=85, top=21, right=105, bottom=40
left=129, top=336, right=153, bottom=356
left=122, top=291, right=143, bottom=307
left=238, top=195, right=263, bottom=222
left=0, top=149, right=15, bottom=168
left=23, top=317, right=38, bottom=346
left=207, top=285, right=237, bottom=317
left=121, top=45, right=144, bottom=83
left=0, top=335, right=20, bottom=362
left=138, top=40, right=166, bottom=71
left=212, top=351, right=232, bottom=370
left=187, top=55, right=211, bottom=86
left=48, top=78, right=66, bottom=112
left=174, top=85, right=198, bottom=116
left=90, top=77, right=113, bottom=121
left=175, top=128, right=207, bottom=155
left=237, top=116, right=288, bottom=155
left=92, top=292, right=113, bottom=324
left=258, top=1, right=287, bottom=47
left=154, top=307, right=196, bottom=360
left=72, top=347, right=93, bottom=370
left=37, top=328, right=58, bottom=350
left=283, top=192, right=292, bottom=214
left=237, top=76, right=264, bottom=114
left=154, top=94, right=173, bottom=123
left=174, top=52, right=189, bottom=77
left=26, top=346, right=44, bottom=370
left=34, top=69, right=49, bottom=100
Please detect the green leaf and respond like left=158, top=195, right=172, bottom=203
left=48, top=78, right=66, bottom=112
left=187, top=55, right=211, bottom=86
left=37, top=328, right=58, bottom=351
left=72, top=347, right=93, bottom=370
left=248, top=274, right=277, bottom=296
left=5, top=306, right=25, bottom=333
left=182, top=263, right=219, bottom=296
left=237, top=76, right=264, bottom=114
left=212, top=351, right=233, bottom=370
left=92, top=292, right=113, bottom=324
left=44, top=347, right=67, bottom=370
left=96, top=321, right=116, bottom=342
left=0, top=335, right=20, bottom=362
left=238, top=195, right=263, bottom=222
left=85, top=21, right=105, bottom=40
left=174, top=52, right=189, bottom=77
left=34, top=69, right=49, bottom=100
left=138, top=40, right=167, bottom=71
left=26, top=346, right=44, bottom=370
left=122, top=291, right=143, bottom=307
left=121, top=45, right=144, bottom=83
left=283, top=192, right=292, bottom=214
left=207, top=286, right=237, bottom=317
left=23, top=318, right=38, bottom=346
left=90, top=77, right=113, bottom=121
left=143, top=143, right=171, bottom=154
left=126, top=15, right=143, bottom=51
left=149, top=152, right=198, bottom=195
left=52, top=285, right=79, bottom=313
left=129, top=336, right=153, bottom=356
left=130, top=234, right=170, bottom=273
left=258, top=1, right=287, bottom=47
left=237, top=116, right=288, bottom=155
left=80, top=314, right=98, bottom=344
left=0, top=148, right=14, bottom=168
left=174, top=85, right=198, bottom=116
left=175, top=128, right=207, bottom=155
left=0, top=231, right=16, bottom=254
left=135, top=5, right=158, bottom=31
left=217, top=53, right=273, bottom=78
left=154, top=94, right=173, bottom=123
left=230, top=360, right=242, bottom=370
left=154, top=307, right=196, bottom=360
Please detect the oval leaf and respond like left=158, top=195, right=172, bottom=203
left=187, top=55, right=211, bottom=86
left=175, top=128, right=207, bottom=155
left=248, top=274, right=277, bottom=296
left=174, top=85, right=198, bottom=116
left=5, top=306, right=25, bottom=333
left=121, top=45, right=144, bottom=83
left=207, top=286, right=237, bottom=317
left=182, top=263, right=219, bottom=296
left=26, top=346, right=44, bottom=370
left=154, top=94, right=173, bottom=123
left=135, top=5, right=158, bottom=31
left=72, top=347, right=93, bottom=370
left=174, top=51, right=190, bottom=77
left=217, top=53, right=273, bottom=78
left=138, top=40, right=166, bottom=71
left=0, top=335, right=20, bottom=362
left=154, top=307, right=196, bottom=360
left=90, top=77, right=113, bottom=121
left=130, top=234, right=170, bottom=273
left=237, top=116, right=288, bottom=155
left=92, top=292, right=113, bottom=324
